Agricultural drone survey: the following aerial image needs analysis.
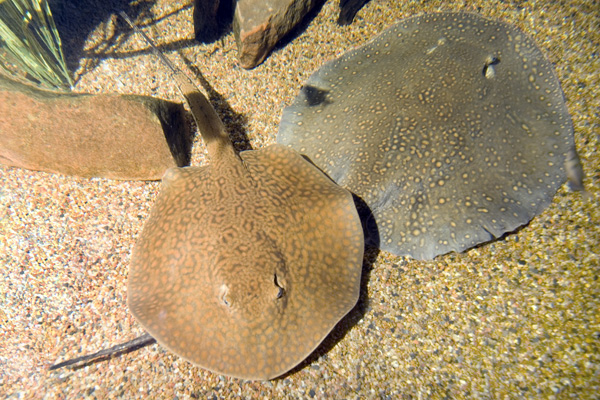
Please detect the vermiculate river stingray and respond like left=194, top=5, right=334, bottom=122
left=121, top=15, right=365, bottom=380
left=278, top=12, right=583, bottom=260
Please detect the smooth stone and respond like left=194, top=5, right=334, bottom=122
left=233, top=0, right=318, bottom=69
left=0, top=74, right=191, bottom=180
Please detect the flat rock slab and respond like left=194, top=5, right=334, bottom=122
left=0, top=74, right=191, bottom=180
left=233, top=0, right=318, bottom=69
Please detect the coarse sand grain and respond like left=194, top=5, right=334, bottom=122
left=1, top=0, right=598, bottom=398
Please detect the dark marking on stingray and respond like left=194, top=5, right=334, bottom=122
left=303, top=85, right=331, bottom=106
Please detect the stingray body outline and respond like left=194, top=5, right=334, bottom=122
left=278, top=12, right=582, bottom=260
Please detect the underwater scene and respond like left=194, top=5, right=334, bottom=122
left=1, top=0, right=598, bottom=398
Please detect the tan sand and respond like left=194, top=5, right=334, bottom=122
left=1, top=0, right=598, bottom=398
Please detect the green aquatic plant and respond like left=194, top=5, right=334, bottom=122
left=0, top=0, right=72, bottom=90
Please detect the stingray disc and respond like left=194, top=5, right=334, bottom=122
left=277, top=12, right=580, bottom=260
left=128, top=144, right=364, bottom=380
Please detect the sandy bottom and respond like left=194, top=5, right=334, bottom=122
left=1, top=0, right=598, bottom=398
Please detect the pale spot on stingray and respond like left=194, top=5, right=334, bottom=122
left=277, top=12, right=583, bottom=260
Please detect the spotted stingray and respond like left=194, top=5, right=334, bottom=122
left=278, top=12, right=583, bottom=260
left=46, top=15, right=365, bottom=381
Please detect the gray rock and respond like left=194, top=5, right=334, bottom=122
left=233, top=0, right=318, bottom=69
left=0, top=74, right=191, bottom=180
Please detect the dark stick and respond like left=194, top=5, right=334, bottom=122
left=49, top=333, right=156, bottom=371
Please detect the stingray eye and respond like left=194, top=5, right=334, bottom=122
left=483, top=55, right=500, bottom=79
left=219, top=284, right=231, bottom=307
left=274, top=273, right=285, bottom=299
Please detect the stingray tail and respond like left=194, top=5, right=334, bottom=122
left=119, top=12, right=232, bottom=158
left=48, top=334, right=156, bottom=371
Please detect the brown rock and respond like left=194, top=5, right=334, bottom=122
left=0, top=74, right=191, bottom=180
left=233, top=0, right=318, bottom=69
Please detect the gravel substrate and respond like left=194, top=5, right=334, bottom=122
left=1, top=0, right=598, bottom=398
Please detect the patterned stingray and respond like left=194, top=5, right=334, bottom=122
left=126, top=26, right=364, bottom=380
left=278, top=12, right=583, bottom=260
